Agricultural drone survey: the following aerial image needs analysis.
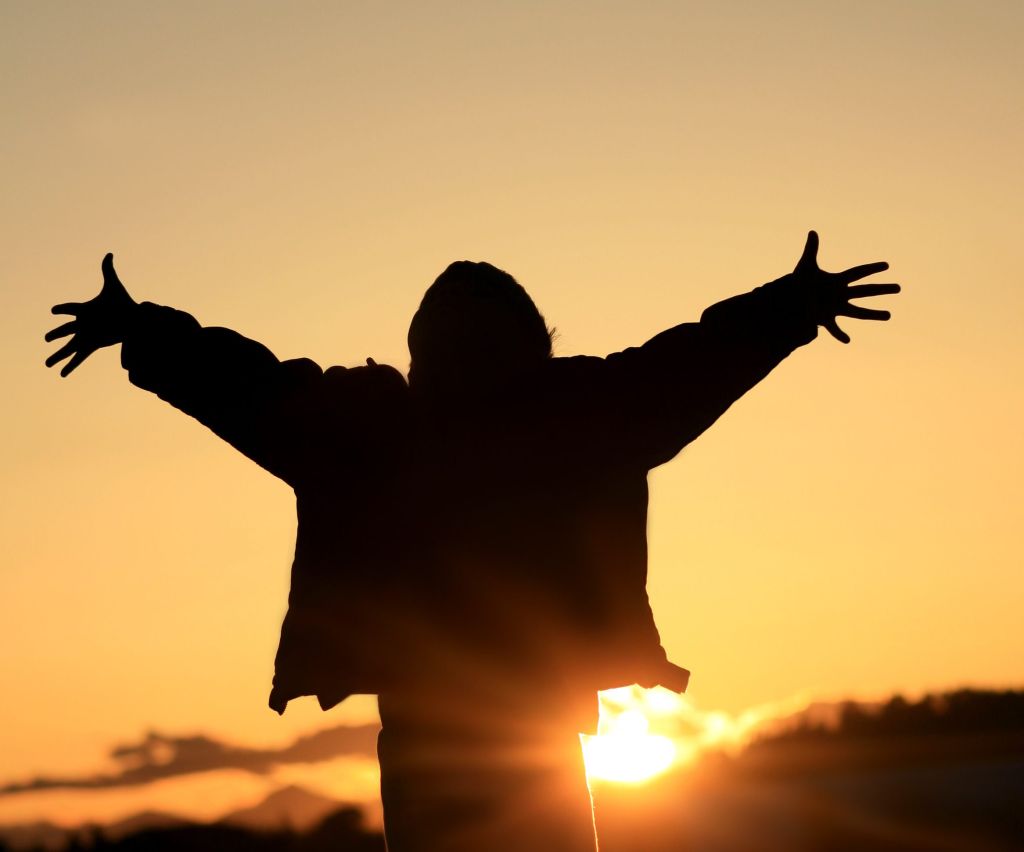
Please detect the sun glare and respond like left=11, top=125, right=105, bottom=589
left=582, top=709, right=676, bottom=783
left=580, top=685, right=797, bottom=784
left=582, top=689, right=686, bottom=784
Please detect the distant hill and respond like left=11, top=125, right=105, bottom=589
left=0, top=786, right=371, bottom=851
left=220, top=785, right=344, bottom=832
left=101, top=810, right=192, bottom=841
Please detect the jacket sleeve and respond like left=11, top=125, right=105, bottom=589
left=603, top=276, right=820, bottom=469
left=120, top=302, right=325, bottom=486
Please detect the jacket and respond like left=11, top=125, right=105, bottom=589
left=119, top=275, right=817, bottom=716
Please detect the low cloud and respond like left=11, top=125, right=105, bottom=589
left=0, top=723, right=380, bottom=796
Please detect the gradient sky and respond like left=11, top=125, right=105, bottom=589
left=2, top=0, right=1022, bottom=823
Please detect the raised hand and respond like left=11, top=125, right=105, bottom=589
left=46, top=253, right=138, bottom=377
left=792, top=231, right=900, bottom=344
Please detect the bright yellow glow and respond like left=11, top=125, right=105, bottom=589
left=583, top=689, right=683, bottom=783
left=582, top=709, right=677, bottom=784
left=581, top=686, right=816, bottom=784
left=583, top=687, right=697, bottom=783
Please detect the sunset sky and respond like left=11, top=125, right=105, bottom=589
left=2, top=0, right=1022, bottom=828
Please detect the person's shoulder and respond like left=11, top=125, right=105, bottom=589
left=276, top=358, right=408, bottom=406
left=545, top=354, right=609, bottom=386
left=322, top=359, right=406, bottom=384
left=548, top=354, right=607, bottom=372
left=280, top=357, right=324, bottom=382
left=321, top=360, right=409, bottom=404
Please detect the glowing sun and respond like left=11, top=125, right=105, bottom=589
left=580, top=685, right=692, bottom=784
left=579, top=684, right=782, bottom=784
left=582, top=707, right=677, bottom=783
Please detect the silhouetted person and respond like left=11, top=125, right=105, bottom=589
left=47, top=232, right=898, bottom=851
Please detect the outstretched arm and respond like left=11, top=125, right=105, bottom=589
left=606, top=231, right=900, bottom=468
left=45, top=255, right=325, bottom=484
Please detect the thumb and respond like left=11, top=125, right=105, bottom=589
left=795, top=230, right=819, bottom=273
left=101, top=252, right=123, bottom=291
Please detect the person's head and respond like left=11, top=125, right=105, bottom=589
left=408, top=261, right=553, bottom=393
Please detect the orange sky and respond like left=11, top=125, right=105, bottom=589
left=2, top=0, right=1022, bottom=826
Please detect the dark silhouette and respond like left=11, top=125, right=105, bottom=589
left=46, top=232, right=899, bottom=851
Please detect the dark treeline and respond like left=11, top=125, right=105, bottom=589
left=0, top=808, right=384, bottom=852
left=754, top=688, right=1024, bottom=745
